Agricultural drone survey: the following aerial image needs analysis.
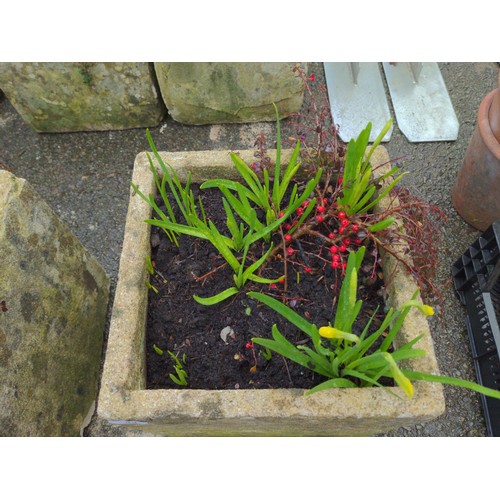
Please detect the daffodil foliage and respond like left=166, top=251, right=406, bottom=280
left=250, top=247, right=500, bottom=400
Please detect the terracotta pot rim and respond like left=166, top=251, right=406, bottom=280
left=478, top=89, right=500, bottom=160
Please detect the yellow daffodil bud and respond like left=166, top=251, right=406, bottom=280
left=419, top=305, right=434, bottom=316
left=382, top=352, right=414, bottom=398
left=319, top=326, right=360, bottom=344
left=400, top=299, right=435, bottom=317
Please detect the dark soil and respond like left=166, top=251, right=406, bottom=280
left=146, top=185, right=386, bottom=390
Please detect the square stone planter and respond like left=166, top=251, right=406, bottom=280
left=94, top=146, right=445, bottom=436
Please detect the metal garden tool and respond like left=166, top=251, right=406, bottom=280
left=323, top=62, right=393, bottom=143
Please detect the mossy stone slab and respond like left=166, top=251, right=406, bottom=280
left=0, top=170, right=110, bottom=436
left=0, top=63, right=165, bottom=132
left=154, top=62, right=305, bottom=125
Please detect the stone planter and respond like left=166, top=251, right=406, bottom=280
left=154, top=63, right=305, bottom=125
left=0, top=62, right=165, bottom=133
left=1, top=170, right=110, bottom=436
left=94, top=147, right=445, bottom=436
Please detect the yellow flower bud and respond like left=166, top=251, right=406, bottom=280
left=419, top=305, right=434, bottom=316
left=319, top=326, right=338, bottom=338
left=382, top=352, right=414, bottom=398
left=319, top=326, right=360, bottom=344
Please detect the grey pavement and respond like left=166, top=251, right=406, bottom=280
left=1, top=62, right=498, bottom=436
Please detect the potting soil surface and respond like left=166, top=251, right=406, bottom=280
left=145, top=185, right=386, bottom=390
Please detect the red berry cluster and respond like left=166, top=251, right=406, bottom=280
left=276, top=196, right=367, bottom=277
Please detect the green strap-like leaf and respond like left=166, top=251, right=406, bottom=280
left=305, top=378, right=358, bottom=396
left=403, top=370, right=500, bottom=399
left=193, top=287, right=239, bottom=305
left=297, top=344, right=335, bottom=377
left=248, top=291, right=317, bottom=338
left=252, top=325, right=332, bottom=376
left=367, top=217, right=395, bottom=233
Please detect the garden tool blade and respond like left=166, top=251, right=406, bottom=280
left=382, top=62, right=459, bottom=142
left=323, top=62, right=393, bottom=143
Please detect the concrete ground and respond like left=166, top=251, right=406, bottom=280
left=1, top=62, right=498, bottom=436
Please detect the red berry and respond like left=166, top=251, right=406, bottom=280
left=308, top=74, right=315, bottom=82
left=338, top=227, right=345, bottom=234
left=287, top=247, right=294, bottom=255
left=339, top=245, right=347, bottom=252
left=354, top=238, right=362, bottom=245
left=285, top=234, right=292, bottom=242
left=338, top=212, right=346, bottom=219
left=351, top=224, right=359, bottom=231
left=342, top=262, right=347, bottom=269
left=341, top=219, right=349, bottom=227
left=284, top=223, right=291, bottom=230
left=316, top=215, right=324, bottom=223
left=301, top=201, right=309, bottom=208
left=337, top=177, right=343, bottom=185
left=343, top=238, right=351, bottom=246
left=323, top=198, right=328, bottom=204
left=296, top=207, right=304, bottom=216
left=279, top=211, right=285, bottom=218
left=329, top=245, right=338, bottom=254
left=304, top=266, right=312, bottom=273
left=328, top=232, right=335, bottom=239
left=331, top=261, right=340, bottom=269
left=269, top=283, right=278, bottom=289
left=317, top=206, right=325, bottom=213
left=332, top=254, right=340, bottom=262
left=245, top=342, right=253, bottom=349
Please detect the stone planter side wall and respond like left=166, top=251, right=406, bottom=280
left=0, top=170, right=110, bottom=436
left=96, top=147, right=445, bottom=436
left=0, top=62, right=165, bottom=133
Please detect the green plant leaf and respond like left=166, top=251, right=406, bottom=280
left=403, top=370, right=500, bottom=399
left=193, top=287, right=239, bottom=305
left=278, top=140, right=301, bottom=202
left=379, top=289, right=420, bottom=352
left=296, top=344, right=334, bottom=376
left=248, top=291, right=317, bottom=338
left=334, top=247, right=365, bottom=332
left=367, top=217, right=395, bottom=233
left=206, top=220, right=240, bottom=272
left=252, top=326, right=332, bottom=378
left=230, top=153, right=267, bottom=205
left=360, top=172, right=408, bottom=214
left=153, top=344, right=164, bottom=355
left=272, top=103, right=281, bottom=208
left=247, top=274, right=284, bottom=284
left=362, top=118, right=393, bottom=169
left=305, top=378, right=357, bottom=396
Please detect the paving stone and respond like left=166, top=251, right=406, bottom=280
left=0, top=170, right=110, bottom=436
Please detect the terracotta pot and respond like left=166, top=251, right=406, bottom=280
left=489, top=73, right=500, bottom=142
left=452, top=76, right=500, bottom=231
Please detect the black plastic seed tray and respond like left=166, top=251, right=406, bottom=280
left=452, top=221, right=500, bottom=436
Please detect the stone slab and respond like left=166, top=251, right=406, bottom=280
left=0, top=170, right=110, bottom=436
left=0, top=63, right=165, bottom=132
left=93, top=146, right=445, bottom=436
left=154, top=62, right=306, bottom=125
